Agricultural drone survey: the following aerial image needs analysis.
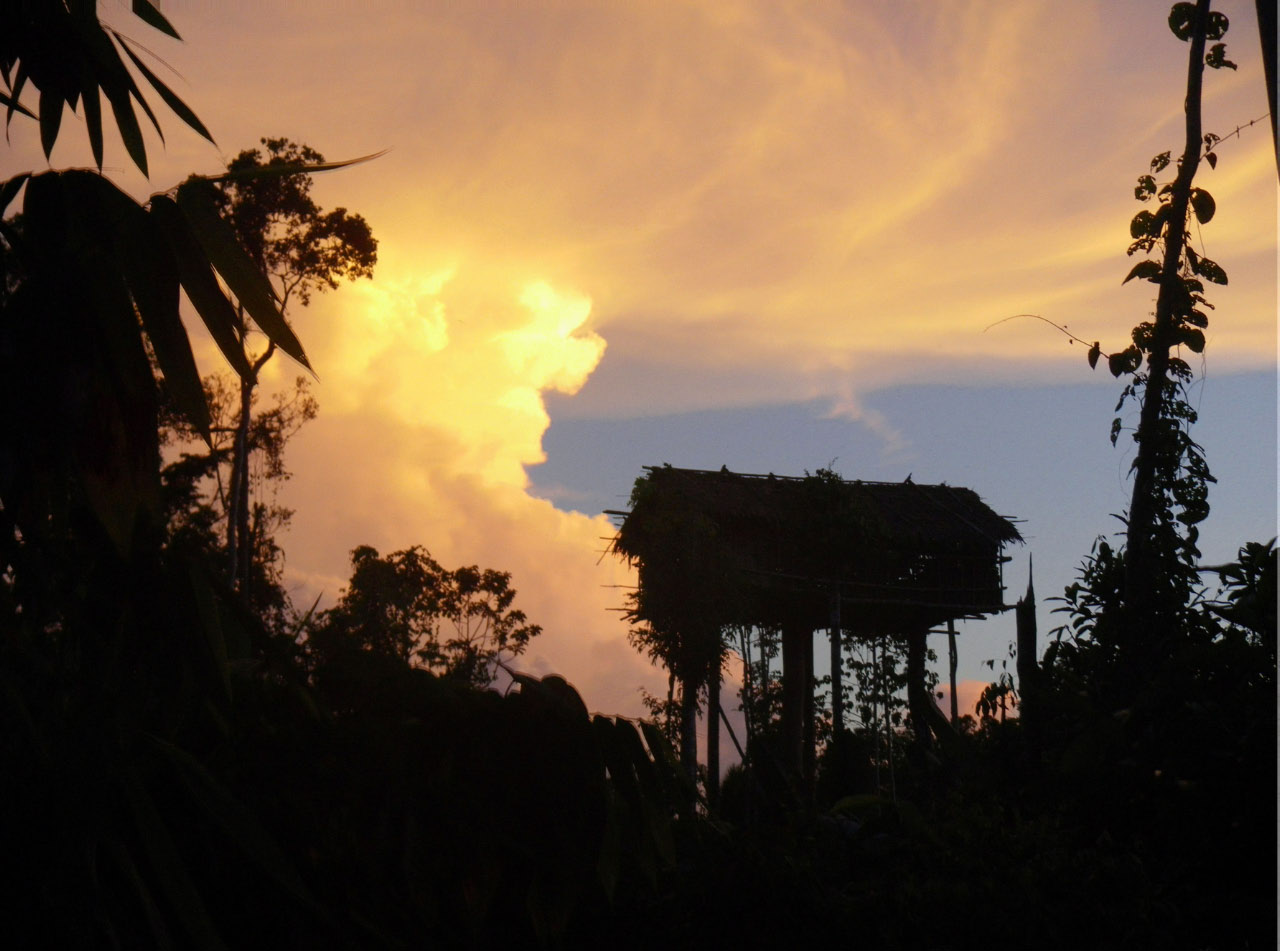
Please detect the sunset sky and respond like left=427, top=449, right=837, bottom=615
left=5, top=0, right=1275, bottom=731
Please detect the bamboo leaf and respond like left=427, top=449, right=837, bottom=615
left=38, top=86, right=63, bottom=158
left=114, top=33, right=213, bottom=143
left=177, top=179, right=311, bottom=369
left=149, top=195, right=253, bottom=379
left=30, top=171, right=162, bottom=553
left=132, top=0, right=182, bottom=39
left=106, top=188, right=211, bottom=444
left=194, top=149, right=388, bottom=185
left=81, top=81, right=104, bottom=169
left=0, top=173, right=29, bottom=215
left=0, top=87, right=35, bottom=121
left=104, top=81, right=149, bottom=177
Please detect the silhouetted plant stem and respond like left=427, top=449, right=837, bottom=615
left=1124, top=0, right=1208, bottom=628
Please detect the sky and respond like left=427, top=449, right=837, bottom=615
left=4, top=0, right=1276, bottom=737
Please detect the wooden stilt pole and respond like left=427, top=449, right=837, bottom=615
left=948, top=618, right=959, bottom=723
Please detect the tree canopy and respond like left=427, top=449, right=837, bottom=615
left=310, top=545, right=543, bottom=688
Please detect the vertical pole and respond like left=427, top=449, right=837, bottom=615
left=872, top=638, right=882, bottom=794
left=830, top=595, right=844, bottom=736
left=884, top=645, right=896, bottom=803
left=781, top=618, right=808, bottom=783
left=947, top=618, right=959, bottom=723
left=707, top=666, right=721, bottom=808
left=906, top=628, right=932, bottom=749
left=679, top=672, right=698, bottom=786
left=1016, top=557, right=1037, bottom=722
left=801, top=625, right=815, bottom=799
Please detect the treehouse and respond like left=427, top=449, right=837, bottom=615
left=609, top=465, right=1023, bottom=795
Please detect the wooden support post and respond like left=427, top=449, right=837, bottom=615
left=781, top=617, right=813, bottom=791
left=680, top=671, right=698, bottom=785
left=1016, top=558, right=1037, bottom=720
left=947, top=618, right=959, bottom=723
left=830, top=596, right=843, bottom=736
left=802, top=626, right=815, bottom=795
left=707, top=666, right=720, bottom=807
left=906, top=627, right=933, bottom=750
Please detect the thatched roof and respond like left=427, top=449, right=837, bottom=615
left=611, top=466, right=1022, bottom=635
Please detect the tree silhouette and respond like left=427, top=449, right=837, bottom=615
left=159, top=370, right=317, bottom=634
left=213, top=138, right=377, bottom=593
left=311, top=545, right=543, bottom=688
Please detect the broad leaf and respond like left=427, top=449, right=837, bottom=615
left=1189, top=187, right=1215, bottom=224
left=1195, top=256, right=1228, bottom=285
left=1179, top=327, right=1206, bottom=353
left=1087, top=342, right=1101, bottom=370
left=1122, top=260, right=1161, bottom=284
left=1129, top=210, right=1158, bottom=239
left=1168, top=2, right=1197, bottom=40
left=1205, top=42, right=1237, bottom=69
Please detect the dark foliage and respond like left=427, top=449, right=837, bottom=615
left=307, top=544, right=543, bottom=688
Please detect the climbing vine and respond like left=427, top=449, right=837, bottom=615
left=1078, top=0, right=1239, bottom=637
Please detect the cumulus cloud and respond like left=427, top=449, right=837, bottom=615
left=265, top=254, right=659, bottom=714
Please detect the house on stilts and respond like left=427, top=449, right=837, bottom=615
left=608, top=465, right=1024, bottom=800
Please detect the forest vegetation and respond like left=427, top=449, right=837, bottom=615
left=0, top=1, right=1274, bottom=947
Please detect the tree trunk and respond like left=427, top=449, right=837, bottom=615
left=1257, top=0, right=1278, bottom=180
left=226, top=374, right=254, bottom=591
left=1124, top=0, right=1210, bottom=625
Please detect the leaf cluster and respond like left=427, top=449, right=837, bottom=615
left=215, top=138, right=378, bottom=310
left=2, top=0, right=212, bottom=176
left=309, top=544, right=543, bottom=688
